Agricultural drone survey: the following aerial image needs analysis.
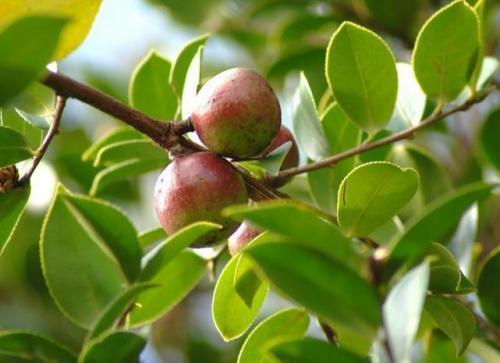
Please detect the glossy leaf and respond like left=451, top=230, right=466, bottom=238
left=383, top=261, right=430, bottom=363
left=325, top=22, right=397, bottom=133
left=0, top=186, right=30, bottom=254
left=0, top=107, right=43, bottom=149
left=82, top=127, right=143, bottom=162
left=390, top=182, right=492, bottom=261
left=138, top=227, right=167, bottom=249
left=237, top=308, right=309, bottom=363
left=480, top=107, right=500, bottom=170
left=246, top=242, right=380, bottom=354
left=80, top=331, right=145, bottom=363
left=449, top=204, right=478, bottom=277
left=129, top=51, right=177, bottom=120
left=425, top=295, right=476, bottom=355
left=477, top=248, right=500, bottom=327
left=243, top=142, right=292, bottom=177
left=129, top=250, right=206, bottom=326
left=412, top=0, right=479, bottom=102
left=181, top=46, right=203, bottom=119
left=0, top=16, right=67, bottom=104
left=292, top=73, right=330, bottom=161
left=0, top=126, right=34, bottom=166
left=93, top=139, right=167, bottom=167
left=337, top=162, right=419, bottom=237
left=427, top=243, right=470, bottom=294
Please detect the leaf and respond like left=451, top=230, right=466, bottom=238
left=237, top=308, right=309, bottom=363
left=477, top=247, right=500, bottom=327
left=0, top=186, right=30, bottom=254
left=13, top=82, right=55, bottom=129
left=170, top=33, right=209, bottom=96
left=212, top=253, right=268, bottom=341
left=325, top=21, right=398, bottom=133
left=363, top=0, right=419, bottom=33
left=0, top=15, right=67, bottom=105
left=427, top=243, right=465, bottom=294
left=80, top=331, right=145, bottom=363
left=412, top=0, right=479, bottom=102
left=0, top=331, right=76, bottom=363
left=82, top=127, right=143, bottom=162
left=181, top=46, right=203, bottom=119
left=93, top=139, right=167, bottom=167
left=90, top=158, right=167, bottom=196
left=468, top=338, right=500, bottom=363
left=337, top=162, right=419, bottom=237
left=292, top=73, right=330, bottom=161
left=233, top=255, right=264, bottom=308
left=15, top=109, right=51, bottom=129
left=480, top=107, right=500, bottom=170
left=241, top=142, right=292, bottom=177
left=271, top=338, right=370, bottom=363
left=389, top=182, right=493, bottom=261
left=246, top=242, right=380, bottom=354
left=129, top=250, right=206, bottom=326
left=449, top=204, right=478, bottom=277
left=387, top=63, right=426, bottom=132
left=225, top=200, right=359, bottom=269
left=383, top=261, right=430, bottom=363
left=0, top=126, right=35, bottom=166
left=475, top=56, right=499, bottom=90
left=129, top=51, right=177, bottom=120
left=0, top=107, right=43, bottom=149
left=425, top=295, right=476, bottom=355
left=140, top=222, right=221, bottom=280
left=138, top=227, right=167, bottom=249
left=425, top=331, right=469, bottom=363
left=41, top=185, right=128, bottom=328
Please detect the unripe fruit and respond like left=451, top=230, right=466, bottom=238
left=154, top=152, right=248, bottom=246
left=228, top=221, right=262, bottom=256
left=191, top=68, right=281, bottom=158
left=264, top=126, right=299, bottom=187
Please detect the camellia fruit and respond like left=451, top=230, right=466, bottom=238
left=191, top=68, right=281, bottom=158
left=154, top=152, right=248, bottom=246
left=228, top=221, right=262, bottom=256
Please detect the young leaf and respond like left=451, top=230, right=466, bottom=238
left=82, top=127, right=143, bottom=162
left=41, top=185, right=128, bottom=328
left=181, top=46, right=203, bottom=120
left=138, top=227, right=167, bottom=249
left=129, top=250, right=206, bottom=326
left=129, top=51, right=177, bottom=120
left=425, top=295, right=476, bottom=355
left=477, top=247, right=500, bottom=327
left=389, top=182, right=493, bottom=261
left=0, top=16, right=67, bottom=104
left=246, top=242, right=380, bottom=354
left=212, top=253, right=268, bottom=341
left=412, top=0, right=479, bottom=102
left=0, top=126, right=35, bottom=166
left=93, top=139, right=167, bottom=167
left=0, top=331, right=76, bottom=363
left=480, top=107, right=500, bottom=170
left=427, top=243, right=466, bottom=294
left=337, top=162, right=419, bottom=237
left=292, top=73, right=330, bottom=161
left=383, top=261, right=430, bottom=363
left=237, top=308, right=309, bottom=363
left=325, top=22, right=398, bottom=133
left=80, top=331, right=145, bottom=363
left=0, top=186, right=30, bottom=254
left=271, top=338, right=370, bottom=363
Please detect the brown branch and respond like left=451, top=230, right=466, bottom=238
left=272, top=85, right=497, bottom=184
left=20, top=96, right=67, bottom=185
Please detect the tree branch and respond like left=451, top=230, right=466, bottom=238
left=272, top=85, right=497, bottom=184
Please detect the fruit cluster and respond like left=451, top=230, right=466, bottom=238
left=154, top=68, right=298, bottom=249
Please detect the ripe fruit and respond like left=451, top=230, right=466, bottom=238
left=264, top=126, right=299, bottom=187
left=154, top=152, right=248, bottom=246
left=228, top=221, right=262, bottom=256
left=191, top=68, right=281, bottom=158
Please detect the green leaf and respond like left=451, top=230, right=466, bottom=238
left=337, top=162, right=419, bottom=237
left=271, top=338, right=370, bottom=363
left=480, top=107, right=500, bottom=170
left=388, top=63, right=426, bottom=132
left=90, top=158, right=167, bottom=196
left=477, top=247, right=500, bottom=327
left=237, top=308, right=309, bottom=363
left=389, top=182, right=493, bottom=261
left=129, top=51, right=177, bottom=120
left=212, top=253, right=268, bottom=341
left=0, top=186, right=30, bottom=254
left=15, top=109, right=51, bottom=129
left=41, top=185, right=128, bottom=328
left=412, top=0, right=479, bottom=102
left=425, top=331, right=469, bottom=363
left=0, top=126, right=34, bottom=166
left=246, top=242, right=380, bottom=354
left=425, top=295, right=476, bottom=355
left=13, top=82, right=55, bottom=129
left=83, top=127, right=143, bottom=162
left=140, top=222, right=221, bottom=280
left=181, top=46, right=203, bottom=119
left=363, top=0, right=420, bottom=33
left=449, top=204, right=478, bottom=277
left=225, top=200, right=359, bottom=269
left=325, top=21, right=397, bottom=133
left=0, top=15, right=67, bottom=105
left=93, top=139, right=167, bottom=167
left=138, top=227, right=167, bottom=249
left=129, top=250, right=206, bottom=326
left=292, top=73, right=330, bottom=161
left=1, top=107, right=43, bottom=149
left=427, top=243, right=464, bottom=294
left=0, top=331, right=76, bottom=363
left=383, top=261, right=430, bottom=363
left=233, top=255, right=265, bottom=308
left=80, top=331, right=145, bottom=363
left=170, top=34, right=209, bottom=96
left=242, top=142, right=292, bottom=177
left=87, top=283, right=159, bottom=341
